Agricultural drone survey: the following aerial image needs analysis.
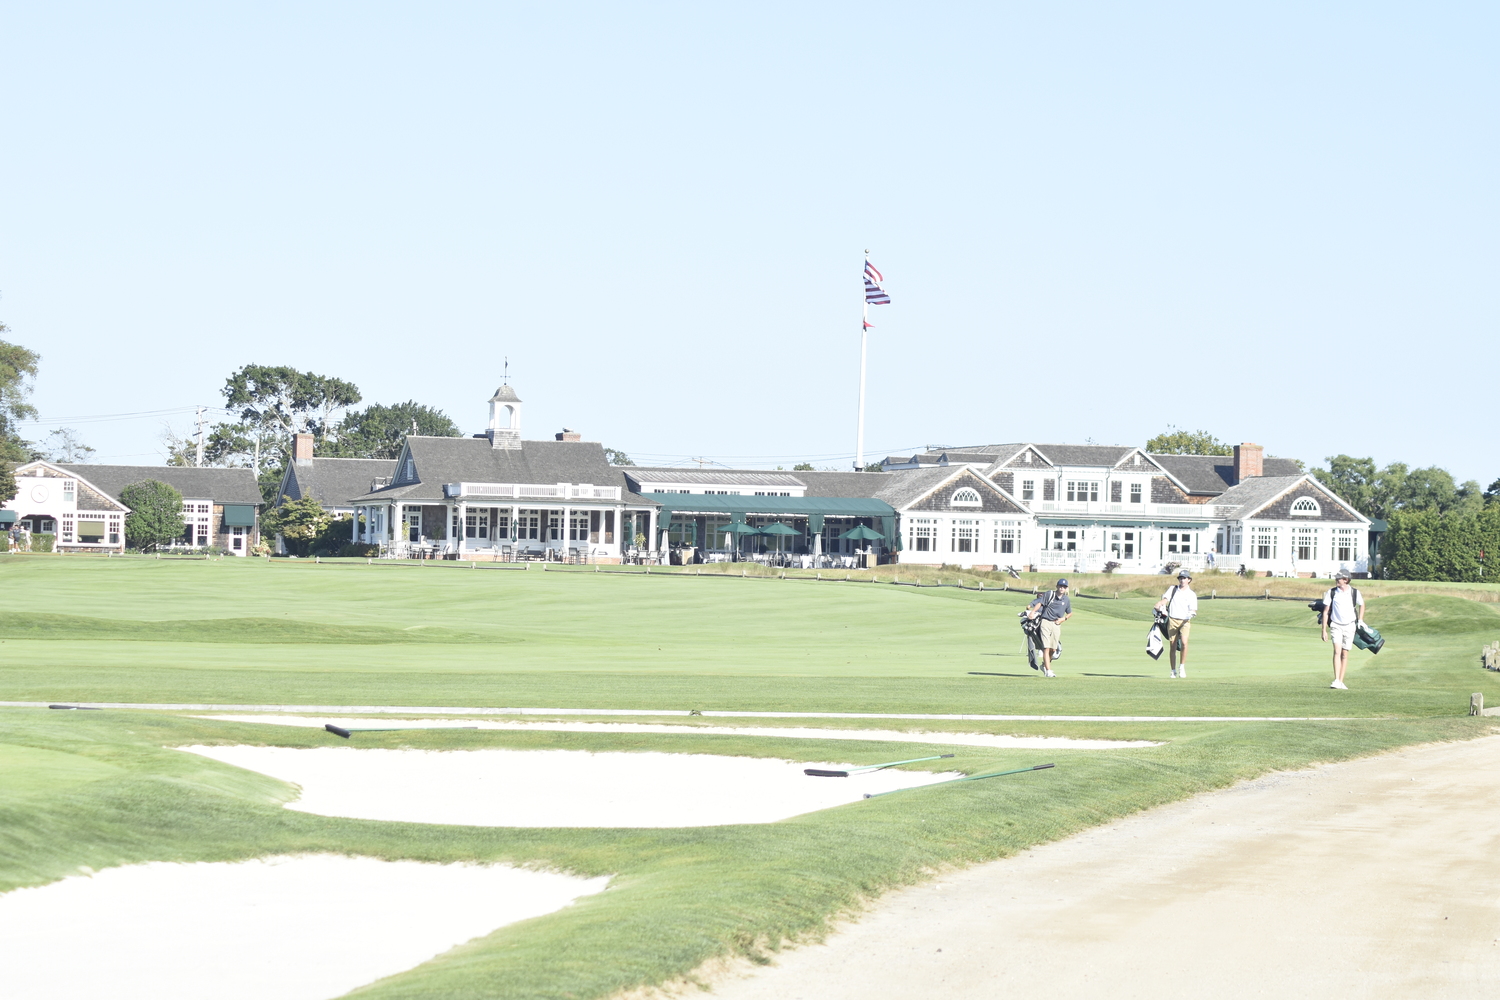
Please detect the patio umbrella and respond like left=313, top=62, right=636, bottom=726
left=718, top=521, right=764, bottom=556
left=761, top=522, right=800, bottom=556
left=843, top=524, right=885, bottom=542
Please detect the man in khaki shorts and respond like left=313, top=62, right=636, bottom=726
left=1025, top=578, right=1073, bottom=678
left=1154, top=569, right=1197, bottom=678
left=1321, top=570, right=1365, bottom=690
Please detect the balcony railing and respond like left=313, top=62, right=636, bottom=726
left=443, top=482, right=622, bottom=501
left=1032, top=500, right=1214, bottom=520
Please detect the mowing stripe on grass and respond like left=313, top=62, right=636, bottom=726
left=8, top=701, right=1357, bottom=721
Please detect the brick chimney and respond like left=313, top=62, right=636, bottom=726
left=1232, top=442, right=1263, bottom=485
left=555, top=428, right=581, bottom=442
left=293, top=432, right=315, bottom=467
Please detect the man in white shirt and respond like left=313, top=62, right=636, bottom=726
left=1154, top=569, right=1198, bottom=678
left=1321, top=570, right=1365, bottom=690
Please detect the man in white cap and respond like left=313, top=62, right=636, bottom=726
left=1025, top=578, right=1073, bottom=678
left=1321, top=569, right=1365, bottom=690
left=1154, top=569, right=1198, bottom=678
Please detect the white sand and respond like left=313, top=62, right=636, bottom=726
left=0, top=854, right=608, bottom=1000
left=181, top=746, right=964, bottom=827
left=197, top=714, right=1162, bottom=750
left=703, top=735, right=1500, bottom=1000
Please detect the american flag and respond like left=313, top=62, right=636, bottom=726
left=864, top=259, right=890, bottom=305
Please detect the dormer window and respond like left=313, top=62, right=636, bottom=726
left=403, top=458, right=416, bottom=482
left=1291, top=497, right=1321, bottom=516
left=1022, top=451, right=1032, bottom=464
left=950, top=487, right=982, bottom=507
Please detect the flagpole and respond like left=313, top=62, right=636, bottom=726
left=856, top=252, right=869, bottom=472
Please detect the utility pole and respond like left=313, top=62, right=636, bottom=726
left=194, top=407, right=207, bottom=467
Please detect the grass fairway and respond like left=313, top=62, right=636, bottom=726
left=4, top=556, right=1500, bottom=999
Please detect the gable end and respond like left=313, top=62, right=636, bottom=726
left=1249, top=483, right=1361, bottom=522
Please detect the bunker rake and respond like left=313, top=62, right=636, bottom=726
left=804, top=754, right=956, bottom=777
left=863, top=762, right=1055, bottom=798
left=325, top=724, right=479, bottom=739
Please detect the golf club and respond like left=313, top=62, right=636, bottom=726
left=804, top=753, right=955, bottom=777
left=325, top=724, right=479, bottom=738
left=862, top=762, right=1055, bottom=798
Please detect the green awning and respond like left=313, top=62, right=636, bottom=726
left=76, top=521, right=106, bottom=538
left=640, top=494, right=895, bottom=518
left=0, top=511, right=15, bottom=525
left=222, top=504, right=257, bottom=527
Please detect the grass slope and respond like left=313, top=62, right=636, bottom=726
left=3, top=557, right=1499, bottom=999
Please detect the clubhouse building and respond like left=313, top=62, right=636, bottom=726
left=262, top=382, right=1374, bottom=578
left=3, top=461, right=263, bottom=555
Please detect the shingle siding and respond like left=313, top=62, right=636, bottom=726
left=1152, top=477, right=1191, bottom=504
left=906, top=472, right=1026, bottom=514
left=1251, top=484, right=1361, bottom=522
left=75, top=483, right=116, bottom=511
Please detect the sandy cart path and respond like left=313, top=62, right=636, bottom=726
left=707, top=734, right=1500, bottom=1000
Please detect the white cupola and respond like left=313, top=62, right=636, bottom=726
left=487, top=384, right=522, bottom=450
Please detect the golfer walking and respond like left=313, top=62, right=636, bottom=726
left=1321, top=570, right=1365, bottom=690
left=1026, top=579, right=1073, bottom=678
left=1154, top=569, right=1198, bottom=678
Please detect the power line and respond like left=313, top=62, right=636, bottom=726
left=18, top=405, right=235, bottom=426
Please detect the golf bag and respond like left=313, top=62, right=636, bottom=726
left=1019, top=609, right=1061, bottom=669
left=1146, top=610, right=1167, bottom=660
left=1353, top=621, right=1384, bottom=654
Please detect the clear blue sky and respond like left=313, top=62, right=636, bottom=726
left=2, top=3, right=1496, bottom=481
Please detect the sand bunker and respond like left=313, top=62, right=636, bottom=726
left=199, top=714, right=1162, bottom=750
left=0, top=855, right=607, bottom=1000
left=182, top=746, right=963, bottom=827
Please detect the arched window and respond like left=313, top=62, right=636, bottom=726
left=951, top=488, right=982, bottom=507
left=1290, top=496, right=1320, bottom=516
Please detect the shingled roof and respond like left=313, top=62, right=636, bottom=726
left=1148, top=454, right=1305, bottom=495
left=347, top=437, right=630, bottom=504
left=280, top=457, right=397, bottom=508
left=1208, top=475, right=1308, bottom=518
left=623, top=469, right=807, bottom=489
left=58, top=464, right=263, bottom=505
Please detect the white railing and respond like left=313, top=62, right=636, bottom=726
left=1032, top=501, right=1213, bottom=520
left=444, top=482, right=622, bottom=501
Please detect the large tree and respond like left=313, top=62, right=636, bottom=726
left=1319, top=455, right=1481, bottom=521
left=1145, top=426, right=1231, bottom=456
left=224, top=364, right=362, bottom=439
left=44, top=427, right=95, bottom=463
left=121, top=479, right=185, bottom=552
left=0, top=328, right=40, bottom=463
left=0, top=462, right=16, bottom=505
left=323, top=401, right=461, bottom=459
left=262, top=496, right=330, bottom=556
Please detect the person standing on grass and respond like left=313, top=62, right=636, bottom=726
left=1154, top=569, right=1198, bottom=679
left=1321, top=570, right=1365, bottom=690
left=1025, top=578, right=1073, bottom=678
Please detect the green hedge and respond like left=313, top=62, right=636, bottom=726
left=1381, top=506, right=1500, bottom=581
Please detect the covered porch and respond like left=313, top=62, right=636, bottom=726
left=638, top=494, right=899, bottom=567
left=353, top=482, right=660, bottom=563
